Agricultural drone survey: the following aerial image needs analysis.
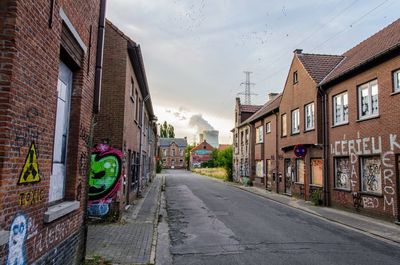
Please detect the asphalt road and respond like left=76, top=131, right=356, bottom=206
left=162, top=169, right=400, bottom=265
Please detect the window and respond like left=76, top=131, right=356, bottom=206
left=296, top=158, right=304, bottom=183
left=291, top=109, right=300, bottom=134
left=135, top=91, right=139, bottom=121
left=245, top=129, right=249, bottom=142
left=393, top=70, right=400, bottom=92
left=265, top=122, right=271, bottom=134
left=361, top=156, right=382, bottom=194
left=266, top=159, right=272, bottom=189
left=358, top=79, right=378, bottom=119
left=333, top=92, right=348, bottom=125
left=311, top=159, right=323, bottom=186
left=172, top=149, right=175, bottom=156
left=334, top=157, right=350, bottom=190
left=304, top=103, right=314, bottom=130
left=293, top=71, right=298, bottom=84
left=163, top=149, right=167, bottom=157
left=49, top=62, right=72, bottom=202
left=256, top=160, right=263, bottom=177
left=256, top=126, right=263, bottom=143
left=130, top=78, right=135, bottom=100
left=281, top=114, right=287, bottom=137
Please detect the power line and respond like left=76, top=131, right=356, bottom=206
left=237, top=71, right=256, bottom=104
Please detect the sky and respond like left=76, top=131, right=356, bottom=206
left=106, top=0, right=399, bottom=144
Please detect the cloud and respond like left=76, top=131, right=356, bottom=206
left=188, top=114, right=214, bottom=133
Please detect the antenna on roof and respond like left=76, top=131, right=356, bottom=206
left=237, top=71, right=257, bottom=104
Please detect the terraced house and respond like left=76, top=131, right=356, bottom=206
left=159, top=138, right=187, bottom=169
left=0, top=0, right=105, bottom=263
left=232, top=18, right=400, bottom=222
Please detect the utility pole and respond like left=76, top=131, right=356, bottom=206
left=238, top=71, right=256, bottom=104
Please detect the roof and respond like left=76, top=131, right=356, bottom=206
left=159, top=138, right=187, bottom=148
left=191, top=140, right=215, bottom=152
left=246, top=94, right=282, bottom=124
left=218, top=144, right=231, bottom=151
left=241, top=104, right=263, bottom=113
left=297, top=53, right=344, bottom=83
left=321, top=18, right=400, bottom=85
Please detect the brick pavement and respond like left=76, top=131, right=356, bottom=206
left=86, top=176, right=162, bottom=264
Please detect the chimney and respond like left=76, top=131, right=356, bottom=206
left=267, top=92, right=279, bottom=102
left=293, top=49, right=303, bottom=54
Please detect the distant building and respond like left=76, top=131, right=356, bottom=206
left=190, top=140, right=215, bottom=168
left=159, top=138, right=187, bottom=169
left=218, top=144, right=231, bottom=151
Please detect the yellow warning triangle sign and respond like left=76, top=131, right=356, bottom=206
left=18, top=143, right=41, bottom=184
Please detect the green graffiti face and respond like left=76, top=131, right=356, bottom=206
left=88, top=153, right=121, bottom=200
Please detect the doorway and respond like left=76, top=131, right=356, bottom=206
left=284, top=158, right=292, bottom=195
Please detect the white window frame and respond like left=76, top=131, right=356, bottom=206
left=291, top=109, right=300, bottom=134
left=304, top=102, right=314, bottom=131
left=333, top=92, right=348, bottom=125
left=265, top=122, right=271, bottom=134
left=393, top=69, right=400, bottom=93
left=256, top=126, right=263, bottom=143
left=358, top=79, right=378, bottom=119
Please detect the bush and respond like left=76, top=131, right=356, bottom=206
left=156, top=160, right=162, bottom=173
left=310, top=188, right=323, bottom=206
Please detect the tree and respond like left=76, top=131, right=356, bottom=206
left=160, top=121, right=175, bottom=138
left=184, top=143, right=195, bottom=170
left=199, top=146, right=233, bottom=181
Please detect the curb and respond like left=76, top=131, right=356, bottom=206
left=149, top=175, right=164, bottom=264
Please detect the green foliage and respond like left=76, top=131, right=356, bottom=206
left=156, top=160, right=162, bottom=173
left=160, top=121, right=175, bottom=138
left=184, top=143, right=196, bottom=169
left=310, top=188, right=323, bottom=206
left=200, top=146, right=233, bottom=181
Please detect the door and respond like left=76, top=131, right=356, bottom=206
left=284, top=159, right=292, bottom=195
left=49, top=62, right=72, bottom=202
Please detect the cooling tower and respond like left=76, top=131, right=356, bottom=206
left=203, top=130, right=219, bottom=148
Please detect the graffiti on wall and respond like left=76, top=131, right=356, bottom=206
left=17, top=143, right=41, bottom=184
left=6, top=213, right=28, bottom=265
left=334, top=157, right=351, bottom=190
left=87, top=144, right=123, bottom=217
left=18, top=188, right=44, bottom=206
left=10, top=107, right=45, bottom=156
left=332, top=134, right=399, bottom=215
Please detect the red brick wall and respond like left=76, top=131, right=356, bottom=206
left=264, top=113, right=279, bottom=192
left=161, top=143, right=186, bottom=169
left=0, top=0, right=100, bottom=263
left=278, top=55, right=323, bottom=199
left=327, top=55, right=400, bottom=220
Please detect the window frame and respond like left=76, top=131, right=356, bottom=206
left=293, top=71, right=298, bottom=84
left=393, top=69, right=400, bottom=93
left=304, top=102, right=315, bottom=131
left=358, top=79, right=379, bottom=120
left=360, top=155, right=382, bottom=195
left=333, top=92, right=349, bottom=126
left=256, top=125, right=263, bottom=143
left=295, top=158, right=305, bottom=184
left=334, top=156, right=351, bottom=191
left=310, top=158, right=323, bottom=186
left=291, top=108, right=300, bottom=134
left=281, top=113, right=287, bottom=137
left=265, top=122, right=271, bottom=134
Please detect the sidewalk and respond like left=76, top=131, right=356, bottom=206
left=226, top=181, right=400, bottom=245
left=86, top=176, right=163, bottom=265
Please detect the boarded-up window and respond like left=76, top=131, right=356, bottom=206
left=361, top=156, right=382, bottom=194
left=296, top=158, right=304, bottom=183
left=266, top=159, right=272, bottom=189
left=311, top=159, right=323, bottom=186
left=334, top=157, right=350, bottom=190
left=256, top=160, right=263, bottom=178
left=281, top=114, right=287, bottom=137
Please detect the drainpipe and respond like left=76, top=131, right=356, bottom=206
left=83, top=0, right=106, bottom=262
left=274, top=110, right=279, bottom=194
left=93, top=0, right=107, bottom=113
left=138, top=94, right=150, bottom=197
left=318, top=85, right=330, bottom=206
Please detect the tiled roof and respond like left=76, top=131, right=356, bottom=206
left=218, top=144, right=231, bottom=151
left=241, top=104, right=263, bottom=113
left=321, top=18, right=400, bottom=85
left=246, top=95, right=282, bottom=123
left=159, top=138, right=187, bottom=147
left=191, top=140, right=214, bottom=152
left=297, top=53, right=344, bottom=83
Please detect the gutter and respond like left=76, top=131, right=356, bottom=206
left=317, top=85, right=330, bottom=207
left=93, top=0, right=107, bottom=113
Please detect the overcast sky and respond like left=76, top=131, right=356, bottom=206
left=107, top=0, right=399, bottom=144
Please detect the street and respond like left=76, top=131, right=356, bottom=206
left=161, top=170, right=400, bottom=265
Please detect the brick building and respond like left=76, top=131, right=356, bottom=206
left=92, top=21, right=157, bottom=216
left=232, top=98, right=262, bottom=182
left=320, top=19, right=400, bottom=221
left=278, top=50, right=343, bottom=200
left=159, top=138, right=187, bottom=169
left=246, top=94, right=281, bottom=190
left=0, top=0, right=105, bottom=264
left=190, top=140, right=215, bottom=168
